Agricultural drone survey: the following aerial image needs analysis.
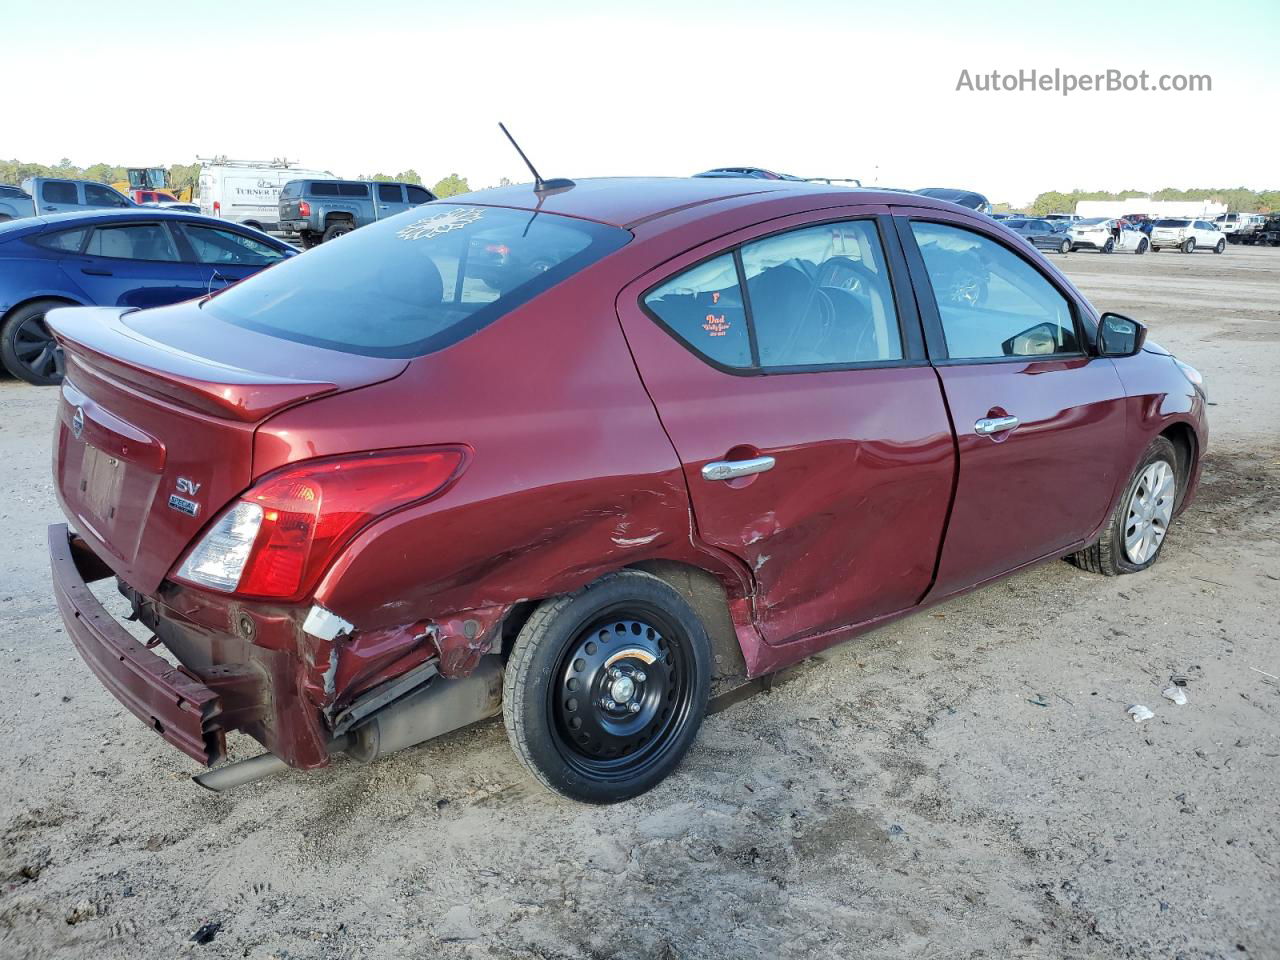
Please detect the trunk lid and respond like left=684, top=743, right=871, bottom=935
left=48, top=301, right=409, bottom=594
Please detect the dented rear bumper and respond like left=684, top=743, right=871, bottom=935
left=49, top=523, right=226, bottom=764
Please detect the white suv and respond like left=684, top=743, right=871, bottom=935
left=1150, top=218, right=1226, bottom=254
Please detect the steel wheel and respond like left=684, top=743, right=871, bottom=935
left=551, top=608, right=695, bottom=781
left=1124, top=461, right=1176, bottom=565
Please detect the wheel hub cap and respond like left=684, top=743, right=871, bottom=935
left=1124, top=461, right=1175, bottom=564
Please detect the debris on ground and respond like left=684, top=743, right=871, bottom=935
left=1127, top=705, right=1155, bottom=723
left=190, top=922, right=221, bottom=945
left=1163, top=686, right=1188, bottom=706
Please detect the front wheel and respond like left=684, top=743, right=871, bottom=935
left=1215, top=239, right=1226, bottom=254
left=1, top=300, right=68, bottom=385
left=1102, top=238, right=1115, bottom=254
left=1136, top=238, right=1149, bottom=255
left=1152, top=246, right=1161, bottom=252
left=1182, top=238, right=1196, bottom=254
left=1059, top=238, right=1071, bottom=255
left=1069, top=436, right=1179, bottom=576
left=503, top=571, right=711, bottom=803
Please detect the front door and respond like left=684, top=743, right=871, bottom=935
left=617, top=209, right=955, bottom=646
left=895, top=211, right=1129, bottom=596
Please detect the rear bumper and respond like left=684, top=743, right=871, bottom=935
left=49, top=523, right=226, bottom=765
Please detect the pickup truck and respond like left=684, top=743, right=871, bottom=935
left=278, top=179, right=435, bottom=246
left=0, top=178, right=134, bottom=222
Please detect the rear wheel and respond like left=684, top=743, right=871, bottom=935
left=1182, top=238, right=1196, bottom=254
left=1136, top=238, right=1149, bottom=255
left=503, top=570, right=711, bottom=803
left=322, top=220, right=354, bottom=243
left=1214, top=239, right=1226, bottom=254
left=1069, top=436, right=1179, bottom=576
left=1059, top=238, right=1071, bottom=254
left=1, top=300, right=68, bottom=385
left=1102, top=238, right=1115, bottom=254
left=1152, top=246, right=1161, bottom=252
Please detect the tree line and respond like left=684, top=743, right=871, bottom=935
left=0, top=159, right=473, bottom=199
left=1005, top=187, right=1280, bottom=216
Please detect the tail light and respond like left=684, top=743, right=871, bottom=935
left=213, top=200, right=221, bottom=217
left=298, top=200, right=311, bottom=217
left=174, top=447, right=467, bottom=600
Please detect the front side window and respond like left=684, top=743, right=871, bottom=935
left=910, top=221, right=1078, bottom=360
left=406, top=185, right=433, bottom=203
left=740, top=220, right=902, bottom=366
left=204, top=205, right=629, bottom=358
left=84, top=183, right=129, bottom=207
left=181, top=224, right=286, bottom=265
left=643, top=253, right=751, bottom=369
left=41, top=181, right=77, bottom=204
left=85, top=223, right=179, bottom=261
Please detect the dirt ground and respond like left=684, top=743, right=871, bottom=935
left=1, top=243, right=1277, bottom=960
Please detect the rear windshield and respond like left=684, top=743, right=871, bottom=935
left=1155, top=219, right=1191, bottom=227
left=280, top=181, right=302, bottom=198
left=203, top=204, right=630, bottom=358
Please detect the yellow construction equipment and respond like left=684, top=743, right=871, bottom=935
left=111, top=167, right=194, bottom=204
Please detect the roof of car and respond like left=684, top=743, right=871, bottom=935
left=2, top=208, right=278, bottom=233
left=443, top=177, right=953, bottom=229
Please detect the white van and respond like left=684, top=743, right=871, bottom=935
left=198, top=158, right=333, bottom=233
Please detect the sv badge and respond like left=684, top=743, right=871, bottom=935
left=169, top=477, right=203, bottom=517
left=176, top=477, right=202, bottom=496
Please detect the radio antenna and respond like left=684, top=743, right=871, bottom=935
left=498, top=122, right=574, bottom=194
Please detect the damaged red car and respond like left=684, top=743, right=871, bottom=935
left=48, top=178, right=1207, bottom=803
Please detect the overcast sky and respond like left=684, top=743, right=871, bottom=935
left=8, top=0, right=1278, bottom=205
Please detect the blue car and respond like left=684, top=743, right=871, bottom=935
left=0, top=209, right=296, bottom=385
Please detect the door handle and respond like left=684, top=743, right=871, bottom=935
left=81, top=268, right=113, bottom=276
left=974, top=415, right=1019, bottom=435
left=701, top=456, right=776, bottom=482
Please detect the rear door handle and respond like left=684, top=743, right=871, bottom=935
left=974, top=415, right=1019, bottom=435
left=701, top=456, right=776, bottom=482
left=81, top=268, right=113, bottom=276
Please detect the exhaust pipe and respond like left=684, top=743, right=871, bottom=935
left=193, top=658, right=504, bottom=792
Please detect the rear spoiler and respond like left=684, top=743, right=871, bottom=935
left=47, top=305, right=341, bottom=422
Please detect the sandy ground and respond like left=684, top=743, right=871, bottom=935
left=1, top=244, right=1277, bottom=960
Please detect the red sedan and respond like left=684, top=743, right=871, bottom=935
left=46, top=178, right=1207, bottom=803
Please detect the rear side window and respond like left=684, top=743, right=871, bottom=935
left=740, top=221, right=902, bottom=366
left=31, top=228, right=88, bottom=252
left=910, top=221, right=1078, bottom=360
left=42, top=181, right=78, bottom=204
left=378, top=183, right=403, bottom=202
left=406, top=185, right=433, bottom=203
left=338, top=182, right=369, bottom=197
left=85, top=223, right=179, bottom=261
left=643, top=254, right=751, bottom=368
left=311, top=182, right=339, bottom=196
left=204, top=205, right=630, bottom=358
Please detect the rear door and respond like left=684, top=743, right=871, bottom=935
left=894, top=208, right=1129, bottom=596
left=37, top=179, right=79, bottom=214
left=618, top=207, right=955, bottom=645
left=63, top=221, right=210, bottom=308
left=375, top=183, right=409, bottom=220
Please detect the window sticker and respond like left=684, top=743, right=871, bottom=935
left=397, top=207, right=484, bottom=241
left=702, top=313, right=731, bottom=337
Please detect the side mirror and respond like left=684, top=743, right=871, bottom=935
left=1097, top=312, right=1148, bottom=357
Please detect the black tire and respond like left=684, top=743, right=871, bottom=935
left=1069, top=436, right=1180, bottom=576
left=1214, top=239, right=1226, bottom=254
left=1102, top=238, right=1115, bottom=254
left=1, top=300, right=69, bottom=385
left=322, top=221, right=354, bottom=243
left=503, top=570, right=711, bottom=803
left=298, top=231, right=318, bottom=250
left=1182, top=238, right=1196, bottom=254
left=1152, top=246, right=1161, bottom=252
left=1136, top=238, right=1148, bottom=255
left=1059, top=238, right=1071, bottom=255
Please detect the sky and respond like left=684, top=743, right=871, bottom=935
left=6, top=0, right=1279, bottom=205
